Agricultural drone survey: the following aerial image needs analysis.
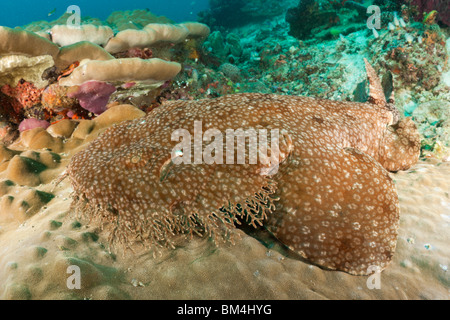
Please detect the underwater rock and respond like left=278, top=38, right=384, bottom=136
left=225, top=33, right=243, bottom=58
left=286, top=0, right=339, bottom=40
left=199, top=0, right=295, bottom=29
left=203, top=31, right=243, bottom=62
left=411, top=0, right=450, bottom=26
left=204, top=31, right=226, bottom=57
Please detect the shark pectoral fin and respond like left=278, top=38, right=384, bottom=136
left=378, top=117, right=421, bottom=172
left=267, top=146, right=400, bottom=275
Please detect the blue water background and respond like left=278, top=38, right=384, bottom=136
left=0, top=0, right=209, bottom=27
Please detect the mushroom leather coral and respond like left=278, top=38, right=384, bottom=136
left=68, top=61, right=420, bottom=276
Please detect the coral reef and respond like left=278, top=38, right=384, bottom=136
left=0, top=26, right=59, bottom=58
left=373, top=0, right=449, bottom=26
left=21, top=9, right=173, bottom=35
left=55, top=43, right=114, bottom=72
left=370, top=22, right=447, bottom=91
left=116, top=47, right=153, bottom=60
left=103, top=23, right=209, bottom=54
left=0, top=11, right=210, bottom=146
left=106, top=9, right=173, bottom=32
left=0, top=2, right=448, bottom=299
left=58, top=58, right=182, bottom=87
left=198, top=1, right=449, bottom=163
left=0, top=104, right=145, bottom=221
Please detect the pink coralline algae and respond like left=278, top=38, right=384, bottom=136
left=18, top=118, right=50, bottom=132
left=67, top=81, right=117, bottom=115
left=411, top=0, right=450, bottom=26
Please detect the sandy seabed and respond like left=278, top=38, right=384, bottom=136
left=0, top=107, right=448, bottom=300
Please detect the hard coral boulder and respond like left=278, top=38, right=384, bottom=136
left=0, top=27, right=59, bottom=59
left=58, top=58, right=181, bottom=88
left=104, top=22, right=209, bottom=54
left=55, top=41, right=115, bottom=70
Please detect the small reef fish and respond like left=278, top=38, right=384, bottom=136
left=48, top=8, right=57, bottom=17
